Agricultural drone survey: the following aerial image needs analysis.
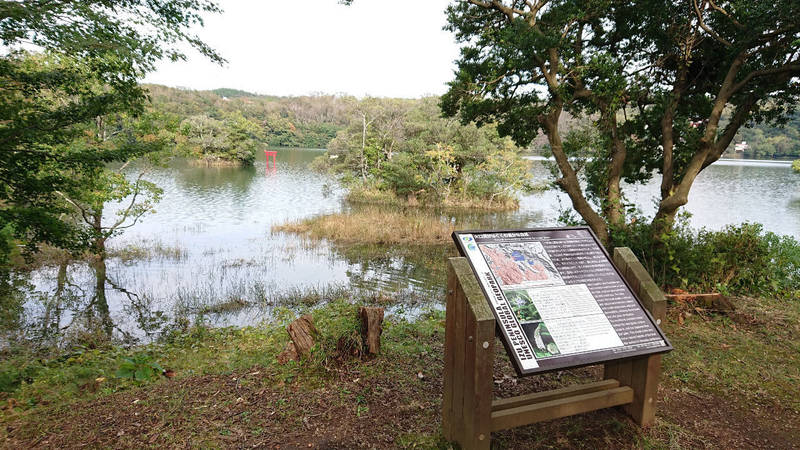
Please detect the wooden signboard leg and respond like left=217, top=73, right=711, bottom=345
left=444, top=247, right=667, bottom=447
left=626, top=354, right=661, bottom=425
left=604, top=247, right=667, bottom=427
left=443, top=258, right=495, bottom=450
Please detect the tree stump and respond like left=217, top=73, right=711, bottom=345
left=359, top=307, right=384, bottom=355
left=276, top=341, right=299, bottom=364
left=287, top=314, right=318, bottom=357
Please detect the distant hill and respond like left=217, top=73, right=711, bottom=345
left=211, top=88, right=260, bottom=98
left=142, top=84, right=353, bottom=148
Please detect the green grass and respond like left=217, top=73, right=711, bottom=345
left=2, top=294, right=798, bottom=447
left=0, top=297, right=444, bottom=412
left=661, top=296, right=800, bottom=412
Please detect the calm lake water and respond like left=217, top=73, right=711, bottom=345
left=10, top=149, right=800, bottom=346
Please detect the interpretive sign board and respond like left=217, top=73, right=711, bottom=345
left=453, top=226, right=671, bottom=376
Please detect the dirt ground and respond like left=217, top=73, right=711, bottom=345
left=3, top=296, right=799, bottom=449
left=3, top=342, right=798, bottom=449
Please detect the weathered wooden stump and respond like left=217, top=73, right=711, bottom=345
left=359, top=306, right=384, bottom=355
left=277, top=314, right=318, bottom=364
left=287, top=314, right=318, bottom=357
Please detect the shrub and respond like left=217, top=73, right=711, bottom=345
left=307, top=299, right=364, bottom=368
left=615, top=218, right=800, bottom=299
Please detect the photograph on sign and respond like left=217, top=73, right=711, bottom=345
left=453, top=227, right=671, bottom=375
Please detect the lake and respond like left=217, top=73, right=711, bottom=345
left=9, top=149, right=800, bottom=347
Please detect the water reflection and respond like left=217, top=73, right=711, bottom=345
left=8, top=149, right=800, bottom=348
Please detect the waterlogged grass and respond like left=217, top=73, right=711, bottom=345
left=171, top=284, right=363, bottom=317
left=273, top=208, right=456, bottom=245
left=10, top=239, right=187, bottom=271
left=108, top=239, right=188, bottom=263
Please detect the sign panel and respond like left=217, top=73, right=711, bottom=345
left=453, top=227, right=672, bottom=376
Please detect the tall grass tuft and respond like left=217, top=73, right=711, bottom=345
left=272, top=208, right=456, bottom=245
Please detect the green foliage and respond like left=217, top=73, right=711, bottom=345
left=793, top=160, right=800, bottom=173
left=180, top=112, right=261, bottom=165
left=212, top=88, right=259, bottom=98
left=0, top=0, right=223, bottom=263
left=615, top=219, right=800, bottom=299
left=734, top=112, right=800, bottom=159
left=145, top=85, right=350, bottom=150
left=115, top=353, right=164, bottom=381
left=318, top=97, right=532, bottom=208
left=441, top=0, right=800, bottom=243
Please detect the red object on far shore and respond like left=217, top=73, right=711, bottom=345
left=265, top=150, right=277, bottom=172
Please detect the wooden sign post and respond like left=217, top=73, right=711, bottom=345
left=442, top=247, right=667, bottom=450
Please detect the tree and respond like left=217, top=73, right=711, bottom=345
left=0, top=0, right=224, bottom=263
left=442, top=0, right=800, bottom=245
left=180, top=112, right=262, bottom=165
left=321, top=96, right=531, bottom=208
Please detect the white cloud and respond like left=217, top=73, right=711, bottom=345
left=143, top=0, right=460, bottom=98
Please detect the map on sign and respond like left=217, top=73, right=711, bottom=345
left=453, top=227, right=672, bottom=376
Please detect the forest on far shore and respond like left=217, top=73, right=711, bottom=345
left=146, top=84, right=800, bottom=159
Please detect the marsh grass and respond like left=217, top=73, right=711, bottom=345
left=108, top=239, right=188, bottom=263
left=347, top=185, right=520, bottom=211
left=272, top=208, right=455, bottom=245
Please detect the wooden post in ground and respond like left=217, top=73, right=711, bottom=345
left=442, top=257, right=495, bottom=450
left=359, top=306, right=384, bottom=355
left=603, top=247, right=667, bottom=426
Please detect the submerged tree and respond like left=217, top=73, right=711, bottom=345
left=442, top=0, right=800, bottom=245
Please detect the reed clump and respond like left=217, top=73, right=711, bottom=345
left=273, top=209, right=455, bottom=245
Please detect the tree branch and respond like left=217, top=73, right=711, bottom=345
left=728, top=62, right=800, bottom=97
left=692, top=0, right=731, bottom=47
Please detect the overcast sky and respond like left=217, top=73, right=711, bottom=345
left=143, top=0, right=461, bottom=98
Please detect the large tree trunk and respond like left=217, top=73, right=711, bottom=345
left=91, top=255, right=113, bottom=340
left=601, top=111, right=627, bottom=232
left=543, top=108, right=610, bottom=246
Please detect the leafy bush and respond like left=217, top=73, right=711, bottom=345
left=115, top=353, right=164, bottom=381
left=614, top=219, right=800, bottom=299
left=307, top=299, right=364, bottom=368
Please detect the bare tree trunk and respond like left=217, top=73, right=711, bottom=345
left=602, top=112, right=627, bottom=231
left=543, top=108, right=610, bottom=246
left=361, top=112, right=367, bottom=182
